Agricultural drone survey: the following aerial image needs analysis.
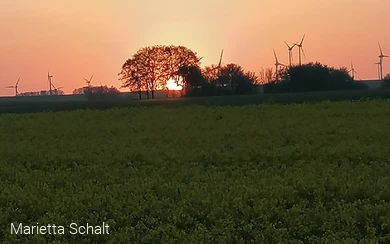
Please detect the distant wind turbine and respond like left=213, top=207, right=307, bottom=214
left=284, top=41, right=296, bottom=67
left=294, top=34, right=306, bottom=65
left=6, top=77, right=20, bottom=96
left=273, top=49, right=286, bottom=80
left=348, top=61, right=357, bottom=80
left=84, top=75, right=94, bottom=87
left=378, top=42, right=389, bottom=80
left=48, top=71, right=53, bottom=95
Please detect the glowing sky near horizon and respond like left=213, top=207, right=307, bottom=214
left=0, top=0, right=389, bottom=96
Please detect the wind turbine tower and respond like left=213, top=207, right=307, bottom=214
left=295, top=34, right=306, bottom=65
left=6, top=77, right=20, bottom=96
left=375, top=61, right=381, bottom=80
left=378, top=42, right=389, bottom=80
left=273, top=49, right=286, bottom=81
left=48, top=72, right=53, bottom=95
left=284, top=41, right=296, bottom=67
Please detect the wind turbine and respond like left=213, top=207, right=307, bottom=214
left=378, top=42, right=389, bottom=80
left=273, top=49, right=286, bottom=80
left=6, top=77, right=20, bottom=96
left=48, top=72, right=53, bottom=95
left=294, top=34, right=306, bottom=65
left=51, top=83, right=64, bottom=95
left=348, top=61, right=357, bottom=80
left=375, top=61, right=381, bottom=80
left=284, top=41, right=296, bottom=67
left=84, top=75, right=94, bottom=87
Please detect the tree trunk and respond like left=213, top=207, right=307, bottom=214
left=146, top=90, right=150, bottom=99
left=137, top=83, right=142, bottom=100
left=151, top=81, right=155, bottom=99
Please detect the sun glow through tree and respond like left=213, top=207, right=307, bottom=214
left=166, top=76, right=183, bottom=90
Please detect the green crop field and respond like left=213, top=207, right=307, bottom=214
left=1, top=100, right=390, bottom=243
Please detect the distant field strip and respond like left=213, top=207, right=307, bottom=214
left=2, top=89, right=390, bottom=114
left=1, top=100, right=390, bottom=243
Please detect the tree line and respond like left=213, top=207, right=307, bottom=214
left=118, top=45, right=378, bottom=99
left=17, top=45, right=390, bottom=99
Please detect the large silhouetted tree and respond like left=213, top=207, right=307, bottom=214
left=118, top=45, right=202, bottom=99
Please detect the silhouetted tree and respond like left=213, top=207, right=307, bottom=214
left=218, top=63, right=245, bottom=87
left=258, top=68, right=266, bottom=84
left=118, top=45, right=202, bottom=99
left=19, top=91, right=42, bottom=96
left=20, top=90, right=64, bottom=96
left=264, top=62, right=366, bottom=93
left=73, top=87, right=86, bottom=95
left=381, top=74, right=390, bottom=88
left=73, top=85, right=120, bottom=99
left=265, top=68, right=274, bottom=83
left=177, top=65, right=206, bottom=95
left=189, top=63, right=257, bottom=96
left=202, top=65, right=219, bottom=83
left=118, top=57, right=148, bottom=99
left=215, top=64, right=256, bottom=94
left=245, top=71, right=259, bottom=84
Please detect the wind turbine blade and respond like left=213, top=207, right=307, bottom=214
left=378, top=42, right=383, bottom=55
left=90, top=75, right=94, bottom=81
left=6, top=86, right=14, bottom=88
left=284, top=41, right=290, bottom=48
left=218, top=49, right=224, bottom=68
left=301, top=47, right=306, bottom=59
left=16, top=77, right=20, bottom=86
left=84, top=78, right=89, bottom=82
left=273, top=49, right=278, bottom=62
left=300, top=34, right=306, bottom=45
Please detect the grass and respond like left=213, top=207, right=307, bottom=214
left=1, top=100, right=390, bottom=243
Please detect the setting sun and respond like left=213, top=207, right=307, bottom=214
left=166, top=77, right=183, bottom=91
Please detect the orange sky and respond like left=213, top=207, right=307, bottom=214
left=0, top=0, right=389, bottom=96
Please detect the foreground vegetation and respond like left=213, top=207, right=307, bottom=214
left=1, top=100, right=390, bottom=243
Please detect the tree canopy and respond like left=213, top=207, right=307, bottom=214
left=264, top=62, right=366, bottom=93
left=118, top=45, right=202, bottom=99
